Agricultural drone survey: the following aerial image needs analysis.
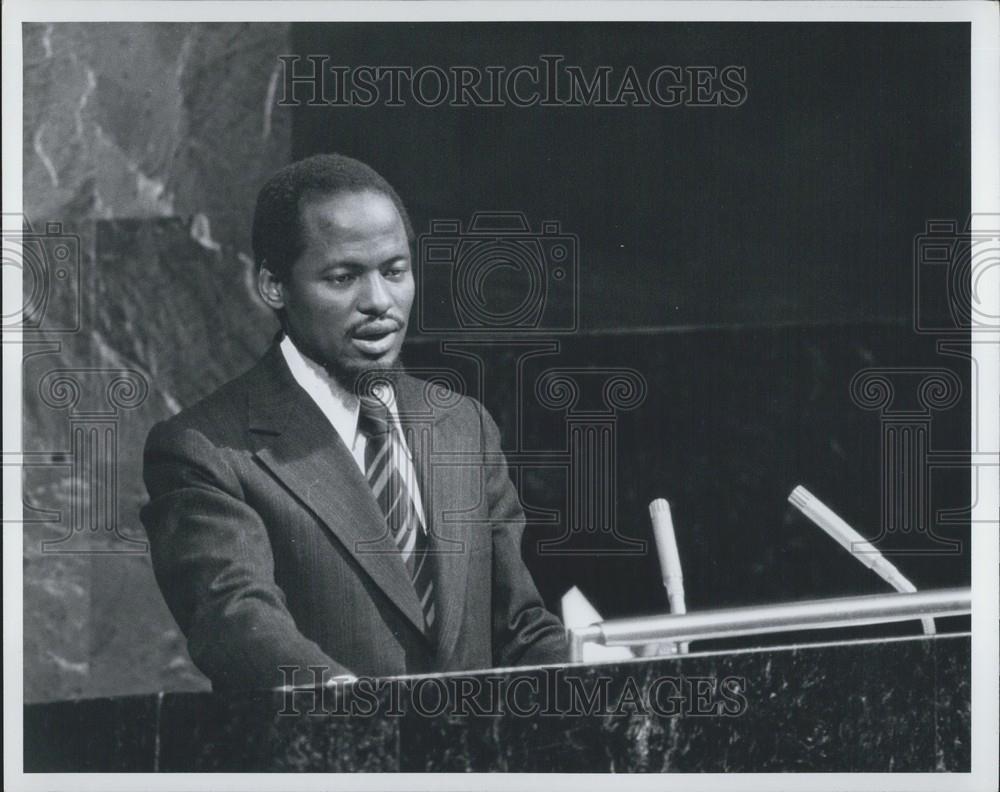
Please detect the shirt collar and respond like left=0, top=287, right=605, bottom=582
left=279, top=334, right=404, bottom=448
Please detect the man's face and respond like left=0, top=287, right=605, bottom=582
left=262, top=189, right=414, bottom=388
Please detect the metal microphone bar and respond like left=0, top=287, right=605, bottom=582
left=568, top=587, right=971, bottom=662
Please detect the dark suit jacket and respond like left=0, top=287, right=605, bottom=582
left=141, top=343, right=568, bottom=690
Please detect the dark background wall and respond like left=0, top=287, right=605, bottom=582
left=21, top=22, right=970, bottom=703
left=292, top=23, right=969, bottom=329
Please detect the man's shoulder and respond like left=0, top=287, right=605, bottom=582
left=395, top=371, right=487, bottom=425
left=149, top=353, right=272, bottom=444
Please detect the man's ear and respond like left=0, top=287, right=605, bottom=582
left=257, top=264, right=286, bottom=311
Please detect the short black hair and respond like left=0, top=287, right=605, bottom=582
left=251, top=153, right=414, bottom=282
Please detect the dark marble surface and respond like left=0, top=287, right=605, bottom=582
left=156, top=687, right=398, bottom=772
left=23, top=634, right=971, bottom=772
left=23, top=692, right=159, bottom=772
left=398, top=635, right=971, bottom=772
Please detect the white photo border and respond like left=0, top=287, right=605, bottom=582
left=3, top=2, right=997, bottom=791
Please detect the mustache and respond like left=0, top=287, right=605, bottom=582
left=349, top=317, right=405, bottom=338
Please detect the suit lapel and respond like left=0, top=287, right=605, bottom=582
left=395, top=375, right=471, bottom=665
left=246, top=346, right=428, bottom=638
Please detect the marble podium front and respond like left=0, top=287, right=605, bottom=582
left=23, top=633, right=969, bottom=773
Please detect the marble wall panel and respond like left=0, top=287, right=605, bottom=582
left=21, top=22, right=292, bottom=703
left=23, top=22, right=292, bottom=231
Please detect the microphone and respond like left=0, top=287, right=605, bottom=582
left=648, top=498, right=689, bottom=653
left=788, top=485, right=935, bottom=635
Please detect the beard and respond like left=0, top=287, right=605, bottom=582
left=281, top=319, right=407, bottom=396
left=323, top=350, right=404, bottom=398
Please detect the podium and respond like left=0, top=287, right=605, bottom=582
left=24, top=632, right=969, bottom=772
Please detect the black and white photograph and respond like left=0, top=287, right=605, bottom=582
left=3, top=2, right=998, bottom=789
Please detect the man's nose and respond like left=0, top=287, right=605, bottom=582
left=357, top=271, right=393, bottom=315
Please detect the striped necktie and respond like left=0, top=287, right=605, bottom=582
left=358, top=395, right=436, bottom=633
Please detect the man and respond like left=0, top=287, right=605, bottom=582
left=141, top=153, right=568, bottom=691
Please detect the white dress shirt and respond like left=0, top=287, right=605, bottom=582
left=279, top=335, right=428, bottom=532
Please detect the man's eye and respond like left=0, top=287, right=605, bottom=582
left=384, top=267, right=408, bottom=279
left=325, top=273, right=354, bottom=284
